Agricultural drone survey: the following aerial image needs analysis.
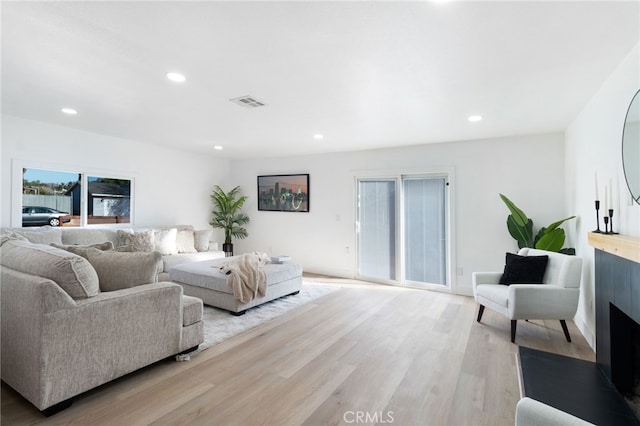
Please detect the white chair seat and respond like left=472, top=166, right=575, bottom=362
left=476, top=284, right=509, bottom=309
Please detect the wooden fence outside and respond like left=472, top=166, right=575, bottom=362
left=22, top=194, right=72, bottom=213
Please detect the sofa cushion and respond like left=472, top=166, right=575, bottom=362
left=499, top=252, right=549, bottom=285
left=0, top=239, right=99, bottom=299
left=176, top=230, right=197, bottom=253
left=194, top=229, right=213, bottom=252
left=162, top=251, right=226, bottom=273
left=60, top=228, right=119, bottom=246
left=86, top=248, right=162, bottom=292
left=0, top=231, right=28, bottom=246
left=51, top=241, right=114, bottom=258
left=154, top=224, right=194, bottom=232
left=116, top=229, right=155, bottom=252
left=15, top=227, right=63, bottom=245
left=153, top=228, right=178, bottom=255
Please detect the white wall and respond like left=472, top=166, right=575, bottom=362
left=0, top=112, right=579, bottom=300
left=1, top=115, right=231, bottom=236
left=565, top=43, right=640, bottom=349
left=230, top=132, right=566, bottom=295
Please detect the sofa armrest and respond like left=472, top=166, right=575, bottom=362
left=508, top=285, right=579, bottom=319
left=516, top=397, right=594, bottom=426
left=44, top=282, right=184, bottom=408
left=74, top=281, right=181, bottom=308
left=1, top=266, right=77, bottom=409
left=1, top=266, right=185, bottom=410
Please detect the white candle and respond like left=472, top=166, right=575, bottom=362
left=604, top=185, right=609, bottom=210
left=608, top=179, right=613, bottom=211
left=595, top=172, right=599, bottom=200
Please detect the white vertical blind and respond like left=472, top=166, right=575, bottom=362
left=357, top=174, right=448, bottom=287
left=358, top=180, right=396, bottom=280
left=403, top=176, right=447, bottom=285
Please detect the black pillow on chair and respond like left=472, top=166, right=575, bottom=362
left=499, top=252, right=549, bottom=285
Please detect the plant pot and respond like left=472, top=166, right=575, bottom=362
left=223, top=243, right=233, bottom=257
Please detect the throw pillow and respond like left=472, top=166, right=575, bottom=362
left=0, top=239, right=99, bottom=299
left=116, top=229, right=155, bottom=252
left=499, top=252, right=549, bottom=285
left=194, top=229, right=213, bottom=252
left=176, top=229, right=197, bottom=253
left=51, top=241, right=114, bottom=258
left=153, top=228, right=178, bottom=255
left=116, top=227, right=134, bottom=244
left=86, top=248, right=162, bottom=292
left=15, top=227, right=63, bottom=245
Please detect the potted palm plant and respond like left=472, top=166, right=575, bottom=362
left=209, top=185, right=250, bottom=256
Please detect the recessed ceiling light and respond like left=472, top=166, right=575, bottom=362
left=313, top=134, right=324, bottom=140
left=468, top=115, right=482, bottom=122
left=61, top=108, right=77, bottom=115
left=214, top=145, right=223, bottom=150
left=166, top=72, right=186, bottom=83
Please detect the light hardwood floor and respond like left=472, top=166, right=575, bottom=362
left=1, top=278, right=595, bottom=426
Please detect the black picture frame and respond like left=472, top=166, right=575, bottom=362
left=257, top=174, right=310, bottom=212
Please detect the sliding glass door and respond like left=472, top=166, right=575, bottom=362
left=357, top=174, right=448, bottom=287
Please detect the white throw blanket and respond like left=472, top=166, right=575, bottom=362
left=218, top=252, right=271, bottom=303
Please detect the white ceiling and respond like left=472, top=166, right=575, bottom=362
left=2, top=1, right=639, bottom=160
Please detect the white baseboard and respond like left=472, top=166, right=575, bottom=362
left=303, top=266, right=354, bottom=279
left=574, top=313, right=596, bottom=351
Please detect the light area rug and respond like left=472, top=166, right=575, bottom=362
left=190, top=281, right=339, bottom=356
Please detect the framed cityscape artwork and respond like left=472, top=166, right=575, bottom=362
left=257, top=174, right=309, bottom=212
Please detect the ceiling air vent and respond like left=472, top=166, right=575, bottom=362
left=230, top=96, right=267, bottom=108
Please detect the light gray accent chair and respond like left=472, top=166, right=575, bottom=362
left=0, top=238, right=204, bottom=416
left=472, top=248, right=582, bottom=343
left=515, top=397, right=595, bottom=426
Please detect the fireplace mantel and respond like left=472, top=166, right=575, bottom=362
left=588, top=232, right=640, bottom=264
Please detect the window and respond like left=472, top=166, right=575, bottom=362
left=86, top=176, right=131, bottom=225
left=22, top=168, right=79, bottom=227
left=15, top=163, right=133, bottom=228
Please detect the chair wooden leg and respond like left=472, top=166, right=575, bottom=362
left=559, top=320, right=572, bottom=342
left=476, top=305, right=485, bottom=322
left=511, top=320, right=517, bottom=343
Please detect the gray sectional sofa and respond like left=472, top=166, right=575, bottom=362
left=0, top=225, right=220, bottom=415
left=1, top=224, right=226, bottom=281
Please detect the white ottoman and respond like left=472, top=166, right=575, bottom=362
left=170, top=257, right=303, bottom=315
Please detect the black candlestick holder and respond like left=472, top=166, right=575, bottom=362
left=607, top=209, right=619, bottom=235
left=593, top=200, right=602, bottom=233
left=603, top=216, right=609, bottom=233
